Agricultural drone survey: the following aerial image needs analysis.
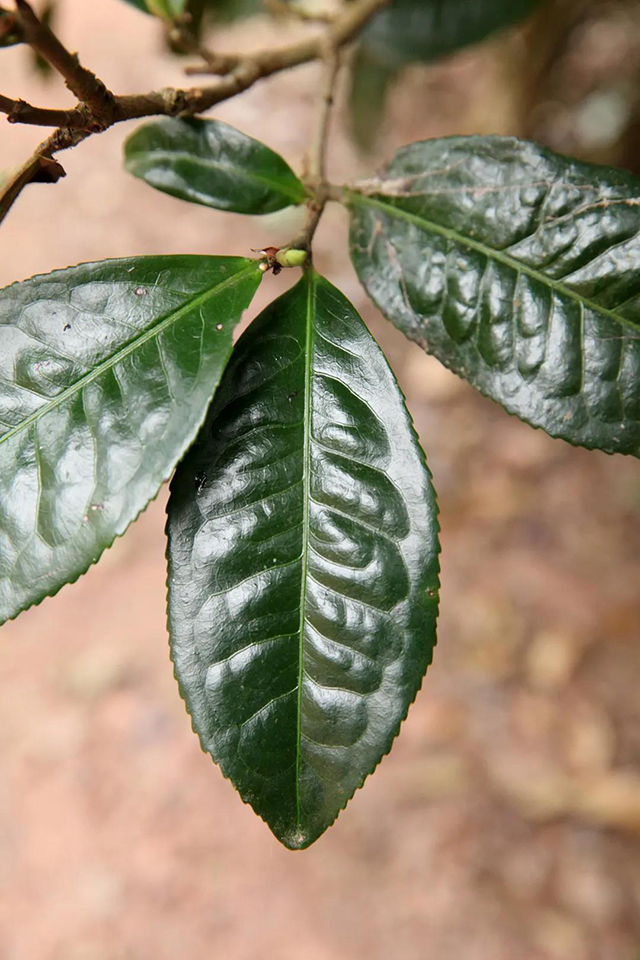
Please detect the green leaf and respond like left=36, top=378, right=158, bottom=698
left=167, top=272, right=440, bottom=849
left=119, top=0, right=151, bottom=11
left=166, top=0, right=262, bottom=38
left=362, top=0, right=543, bottom=65
left=348, top=45, right=398, bottom=154
left=201, top=0, right=262, bottom=22
left=0, top=6, right=24, bottom=46
left=120, top=0, right=257, bottom=19
left=31, top=2, right=57, bottom=76
left=119, top=0, right=187, bottom=15
left=348, top=135, right=640, bottom=456
left=0, top=256, right=261, bottom=624
left=124, top=118, right=308, bottom=215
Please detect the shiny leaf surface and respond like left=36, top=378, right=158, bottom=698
left=348, top=136, right=640, bottom=455
left=362, top=0, right=543, bottom=64
left=124, top=118, right=308, bottom=214
left=167, top=272, right=440, bottom=849
left=0, top=256, right=261, bottom=623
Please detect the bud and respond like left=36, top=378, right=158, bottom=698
left=275, top=247, right=308, bottom=268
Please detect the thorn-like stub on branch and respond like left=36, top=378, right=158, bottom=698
left=31, top=156, right=66, bottom=184
left=161, top=87, right=191, bottom=116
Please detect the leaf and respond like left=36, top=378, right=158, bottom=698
left=167, top=272, right=440, bottom=849
left=0, top=6, right=24, bottom=46
left=119, top=0, right=187, bottom=15
left=348, top=135, right=640, bottom=456
left=348, top=45, right=398, bottom=154
left=31, top=1, right=57, bottom=76
left=0, top=255, right=261, bottom=624
left=201, top=0, right=262, bottom=22
left=120, top=0, right=257, bottom=19
left=119, top=0, right=151, bottom=11
left=348, top=0, right=543, bottom=152
left=124, top=118, right=308, bottom=215
left=361, top=0, right=543, bottom=64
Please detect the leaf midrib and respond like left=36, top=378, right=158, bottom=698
left=129, top=150, right=307, bottom=205
left=0, top=263, right=259, bottom=448
left=349, top=191, right=640, bottom=337
left=295, top=271, right=315, bottom=829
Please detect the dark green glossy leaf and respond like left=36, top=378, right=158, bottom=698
left=0, top=256, right=261, bottom=624
left=124, top=118, right=308, bottom=214
left=119, top=0, right=151, bottom=11
left=348, top=135, right=640, bottom=456
left=167, top=272, right=440, bottom=849
left=362, top=0, right=542, bottom=65
left=119, top=0, right=186, bottom=15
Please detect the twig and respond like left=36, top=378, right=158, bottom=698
left=0, top=93, right=83, bottom=127
left=307, top=43, right=340, bottom=185
left=290, top=44, right=341, bottom=254
left=0, top=0, right=388, bottom=225
left=14, top=0, right=116, bottom=124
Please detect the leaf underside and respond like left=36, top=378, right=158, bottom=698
left=349, top=135, right=640, bottom=457
left=167, top=272, right=440, bottom=849
left=0, top=256, right=261, bottom=624
left=124, top=117, right=308, bottom=214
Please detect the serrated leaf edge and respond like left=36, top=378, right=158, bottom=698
left=0, top=257, right=262, bottom=624
left=164, top=274, right=441, bottom=850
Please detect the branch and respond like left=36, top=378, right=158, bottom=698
left=1, top=0, right=389, bottom=225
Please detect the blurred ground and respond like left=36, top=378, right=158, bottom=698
left=1, top=2, right=640, bottom=959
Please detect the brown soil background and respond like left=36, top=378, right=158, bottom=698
left=1, top=3, right=640, bottom=958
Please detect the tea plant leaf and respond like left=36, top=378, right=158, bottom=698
left=0, top=6, right=24, bottom=46
left=125, top=118, right=308, bottom=214
left=0, top=255, right=261, bottom=624
left=349, top=0, right=543, bottom=153
left=119, top=0, right=187, bottom=15
left=167, top=272, right=440, bottom=849
left=348, top=45, right=398, bottom=153
left=200, top=0, right=262, bottom=22
left=362, top=0, right=543, bottom=65
left=348, top=135, right=640, bottom=456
